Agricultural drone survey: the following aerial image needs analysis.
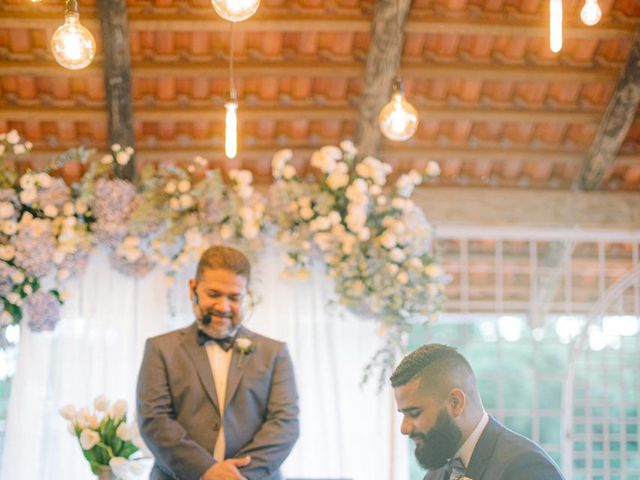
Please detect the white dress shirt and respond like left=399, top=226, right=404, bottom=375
left=204, top=341, right=233, bottom=462
left=454, top=410, right=490, bottom=469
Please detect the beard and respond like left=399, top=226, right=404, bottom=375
left=196, top=308, right=241, bottom=339
left=412, top=408, right=463, bottom=470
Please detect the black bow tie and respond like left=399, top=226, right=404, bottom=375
left=197, top=330, right=234, bottom=351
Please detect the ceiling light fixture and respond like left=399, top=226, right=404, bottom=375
left=51, top=0, right=95, bottom=70
left=211, top=0, right=260, bottom=22
left=580, top=0, right=602, bottom=26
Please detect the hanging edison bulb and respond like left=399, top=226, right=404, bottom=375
left=211, top=0, right=260, bottom=22
left=549, top=0, right=563, bottom=53
left=378, top=79, right=418, bottom=142
left=580, top=0, right=602, bottom=26
left=225, top=90, right=238, bottom=159
left=51, top=0, right=95, bottom=70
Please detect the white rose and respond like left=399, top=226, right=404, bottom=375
left=379, top=231, right=397, bottom=249
left=79, top=429, right=101, bottom=450
left=59, top=404, right=77, bottom=421
left=116, top=423, right=132, bottom=441
left=10, top=269, right=24, bottom=283
left=169, top=197, right=180, bottom=210
left=271, top=149, right=292, bottom=174
left=397, top=271, right=409, bottom=285
left=19, top=189, right=36, bottom=205
left=386, top=263, right=400, bottom=276
left=13, top=144, right=25, bottom=155
left=389, top=248, right=406, bottom=263
left=357, top=227, right=371, bottom=242
left=6, top=292, right=21, bottom=305
left=0, top=245, right=15, bottom=261
left=282, top=165, right=296, bottom=180
left=93, top=395, right=109, bottom=412
left=340, top=139, right=357, bottom=156
left=424, top=264, right=444, bottom=277
left=355, top=163, right=372, bottom=178
left=0, top=311, right=12, bottom=326
left=236, top=337, right=252, bottom=350
left=408, top=257, right=423, bottom=270
left=326, top=171, right=349, bottom=190
left=19, top=174, right=35, bottom=190
left=108, top=149, right=128, bottom=164
left=0, top=202, right=15, bottom=219
left=299, top=207, right=314, bottom=220
left=425, top=160, right=441, bottom=177
left=109, top=399, right=128, bottom=421
left=6, top=130, right=20, bottom=144
left=43, top=205, right=59, bottom=218
left=179, top=194, right=194, bottom=209
left=62, top=202, right=75, bottom=216
left=100, top=154, right=113, bottom=165
left=321, top=145, right=342, bottom=161
left=220, top=223, right=235, bottom=240
left=111, top=143, right=121, bottom=152
left=35, top=173, right=52, bottom=188
left=164, top=181, right=177, bottom=194
left=177, top=180, right=191, bottom=193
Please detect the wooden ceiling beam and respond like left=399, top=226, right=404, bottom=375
left=0, top=11, right=634, bottom=38
left=579, top=28, right=640, bottom=190
left=0, top=60, right=619, bottom=83
left=0, top=105, right=604, bottom=124
left=16, top=146, right=640, bottom=166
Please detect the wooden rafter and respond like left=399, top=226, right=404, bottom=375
left=97, top=0, right=135, bottom=179
left=356, top=0, right=412, bottom=158
left=579, top=28, right=640, bottom=190
left=0, top=10, right=635, bottom=38
left=0, top=60, right=620, bottom=83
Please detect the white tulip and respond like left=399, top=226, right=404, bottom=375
left=59, top=404, right=77, bottom=420
left=109, top=456, right=129, bottom=477
left=23, top=284, right=32, bottom=295
left=79, top=429, right=101, bottom=450
left=116, top=423, right=132, bottom=441
left=0, top=311, right=12, bottom=326
left=111, top=143, right=121, bottom=152
left=93, top=395, right=109, bottom=412
left=109, top=399, right=128, bottom=421
left=85, top=414, right=100, bottom=429
left=10, top=269, right=24, bottom=284
left=116, top=151, right=130, bottom=165
left=6, top=292, right=21, bottom=305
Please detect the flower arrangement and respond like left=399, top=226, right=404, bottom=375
left=60, top=396, right=145, bottom=478
left=2, top=129, right=447, bottom=382
left=269, top=141, right=447, bottom=383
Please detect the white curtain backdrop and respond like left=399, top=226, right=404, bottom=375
left=1, top=246, right=409, bottom=480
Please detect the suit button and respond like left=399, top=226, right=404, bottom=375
left=213, top=422, right=220, bottom=431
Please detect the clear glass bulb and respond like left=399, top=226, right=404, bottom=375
left=211, top=0, right=260, bottom=22
left=378, top=81, right=418, bottom=142
left=580, top=0, right=602, bottom=26
left=549, top=0, right=563, bottom=53
left=51, top=13, right=96, bottom=70
left=225, top=99, right=238, bottom=159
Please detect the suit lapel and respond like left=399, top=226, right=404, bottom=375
left=466, top=416, right=501, bottom=480
left=224, top=326, right=254, bottom=408
left=181, top=323, right=220, bottom=413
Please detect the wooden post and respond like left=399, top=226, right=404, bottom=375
left=97, top=0, right=136, bottom=180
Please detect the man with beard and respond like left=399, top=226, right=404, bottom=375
left=391, top=344, right=564, bottom=480
left=137, top=245, right=299, bottom=480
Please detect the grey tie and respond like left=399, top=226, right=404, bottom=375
left=447, top=457, right=466, bottom=480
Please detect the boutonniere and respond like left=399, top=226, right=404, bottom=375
left=234, top=337, right=255, bottom=365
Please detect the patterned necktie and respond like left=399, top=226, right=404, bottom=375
left=197, top=330, right=234, bottom=351
left=446, top=457, right=466, bottom=480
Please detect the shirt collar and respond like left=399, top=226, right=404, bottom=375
left=453, top=410, right=489, bottom=469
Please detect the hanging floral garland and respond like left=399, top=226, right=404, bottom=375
left=0, top=130, right=447, bottom=379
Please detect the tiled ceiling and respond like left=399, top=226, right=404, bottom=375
left=1, top=0, right=639, bottom=190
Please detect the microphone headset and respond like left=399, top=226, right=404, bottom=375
left=192, top=286, right=254, bottom=329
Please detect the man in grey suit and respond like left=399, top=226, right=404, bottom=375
left=391, top=344, right=564, bottom=480
left=137, top=245, right=299, bottom=480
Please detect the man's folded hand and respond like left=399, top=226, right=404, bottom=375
left=202, top=456, right=251, bottom=480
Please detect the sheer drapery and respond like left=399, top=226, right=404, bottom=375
left=1, top=247, right=408, bottom=480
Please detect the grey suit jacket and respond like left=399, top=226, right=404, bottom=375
left=425, top=417, right=564, bottom=480
left=137, top=323, right=299, bottom=480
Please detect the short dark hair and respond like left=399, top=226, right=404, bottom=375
left=196, top=245, right=251, bottom=283
left=390, top=343, right=474, bottom=390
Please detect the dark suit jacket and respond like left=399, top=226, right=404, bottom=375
left=136, top=323, right=299, bottom=480
left=425, top=417, right=565, bottom=480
